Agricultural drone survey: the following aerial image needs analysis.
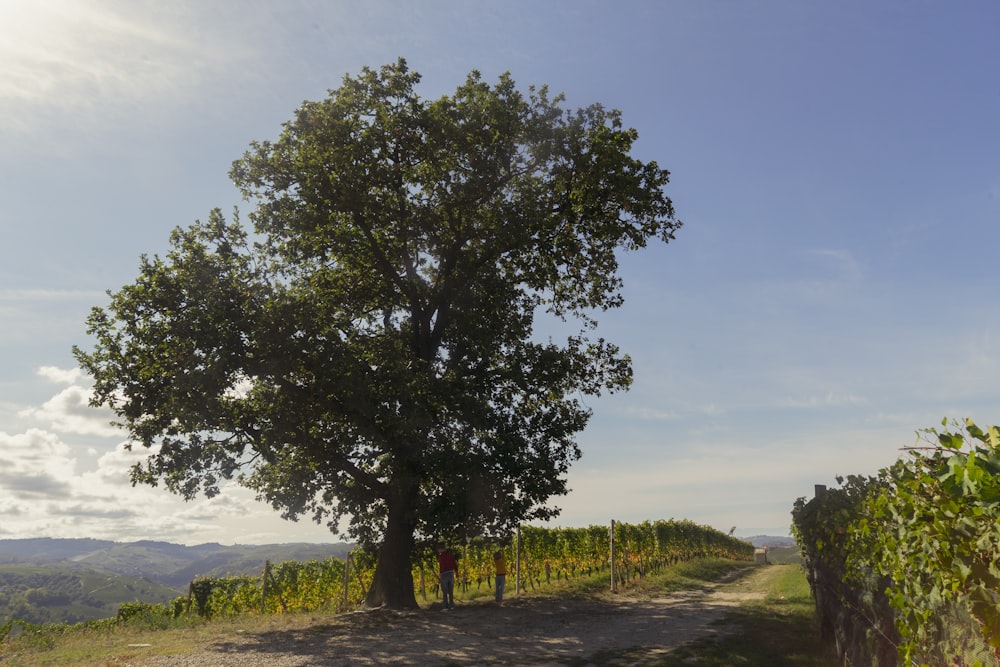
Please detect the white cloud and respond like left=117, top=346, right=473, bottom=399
left=37, top=365, right=83, bottom=385
left=0, top=428, right=74, bottom=468
left=0, top=376, right=342, bottom=545
left=0, top=428, right=77, bottom=500
left=175, top=494, right=253, bottom=522
left=223, top=374, right=255, bottom=400
left=46, top=502, right=139, bottom=520
left=19, top=384, right=121, bottom=437
left=90, top=443, right=151, bottom=487
left=0, top=425, right=333, bottom=545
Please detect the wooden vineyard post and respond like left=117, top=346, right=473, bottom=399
left=610, top=520, right=617, bottom=593
left=515, top=525, right=521, bottom=597
left=342, top=551, right=351, bottom=610
left=260, top=560, right=271, bottom=614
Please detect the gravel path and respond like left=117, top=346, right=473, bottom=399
left=133, top=570, right=760, bottom=667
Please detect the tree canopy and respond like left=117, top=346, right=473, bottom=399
left=74, top=59, right=681, bottom=608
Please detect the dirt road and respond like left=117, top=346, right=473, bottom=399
left=138, top=569, right=761, bottom=667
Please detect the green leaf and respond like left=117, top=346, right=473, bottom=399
left=939, top=432, right=964, bottom=450
left=75, top=60, right=683, bottom=608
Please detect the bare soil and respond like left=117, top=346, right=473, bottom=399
left=135, top=569, right=760, bottom=667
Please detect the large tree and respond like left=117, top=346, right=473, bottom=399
left=74, top=59, right=681, bottom=608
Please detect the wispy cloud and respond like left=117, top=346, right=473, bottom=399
left=777, top=392, right=867, bottom=409
left=805, top=248, right=863, bottom=284
left=618, top=402, right=725, bottom=421
left=0, top=0, right=256, bottom=143
left=620, top=406, right=680, bottom=421
left=46, top=502, right=139, bottom=520
left=0, top=289, right=106, bottom=301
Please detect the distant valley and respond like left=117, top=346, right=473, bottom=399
left=0, top=538, right=351, bottom=625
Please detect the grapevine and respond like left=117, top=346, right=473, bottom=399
left=793, top=418, right=1000, bottom=666
left=12, top=520, right=750, bottom=634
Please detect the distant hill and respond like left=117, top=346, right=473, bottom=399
left=0, top=537, right=114, bottom=562
left=0, top=538, right=353, bottom=585
left=0, top=538, right=353, bottom=624
left=0, top=562, right=182, bottom=625
left=744, top=535, right=796, bottom=548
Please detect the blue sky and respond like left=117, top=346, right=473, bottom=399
left=1, top=0, right=998, bottom=545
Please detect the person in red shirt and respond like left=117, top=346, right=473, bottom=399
left=436, top=542, right=458, bottom=610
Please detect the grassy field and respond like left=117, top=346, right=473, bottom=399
left=0, top=559, right=837, bottom=666
left=765, top=544, right=804, bottom=565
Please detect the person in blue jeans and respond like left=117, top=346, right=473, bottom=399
left=493, top=550, right=507, bottom=603
left=437, top=542, right=458, bottom=610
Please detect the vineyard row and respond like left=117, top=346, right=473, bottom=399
left=178, top=519, right=754, bottom=618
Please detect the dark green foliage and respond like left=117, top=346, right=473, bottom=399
left=791, top=476, right=900, bottom=666
left=851, top=419, right=1000, bottom=665
left=792, top=418, right=1000, bottom=666
left=74, top=59, right=680, bottom=608
left=116, top=601, right=174, bottom=626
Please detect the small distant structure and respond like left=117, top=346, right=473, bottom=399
left=754, top=546, right=769, bottom=565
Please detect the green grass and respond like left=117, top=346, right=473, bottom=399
left=0, top=610, right=333, bottom=667
left=765, top=545, right=804, bottom=565
left=651, top=564, right=839, bottom=667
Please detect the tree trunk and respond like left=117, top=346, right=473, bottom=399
left=364, top=487, right=419, bottom=609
